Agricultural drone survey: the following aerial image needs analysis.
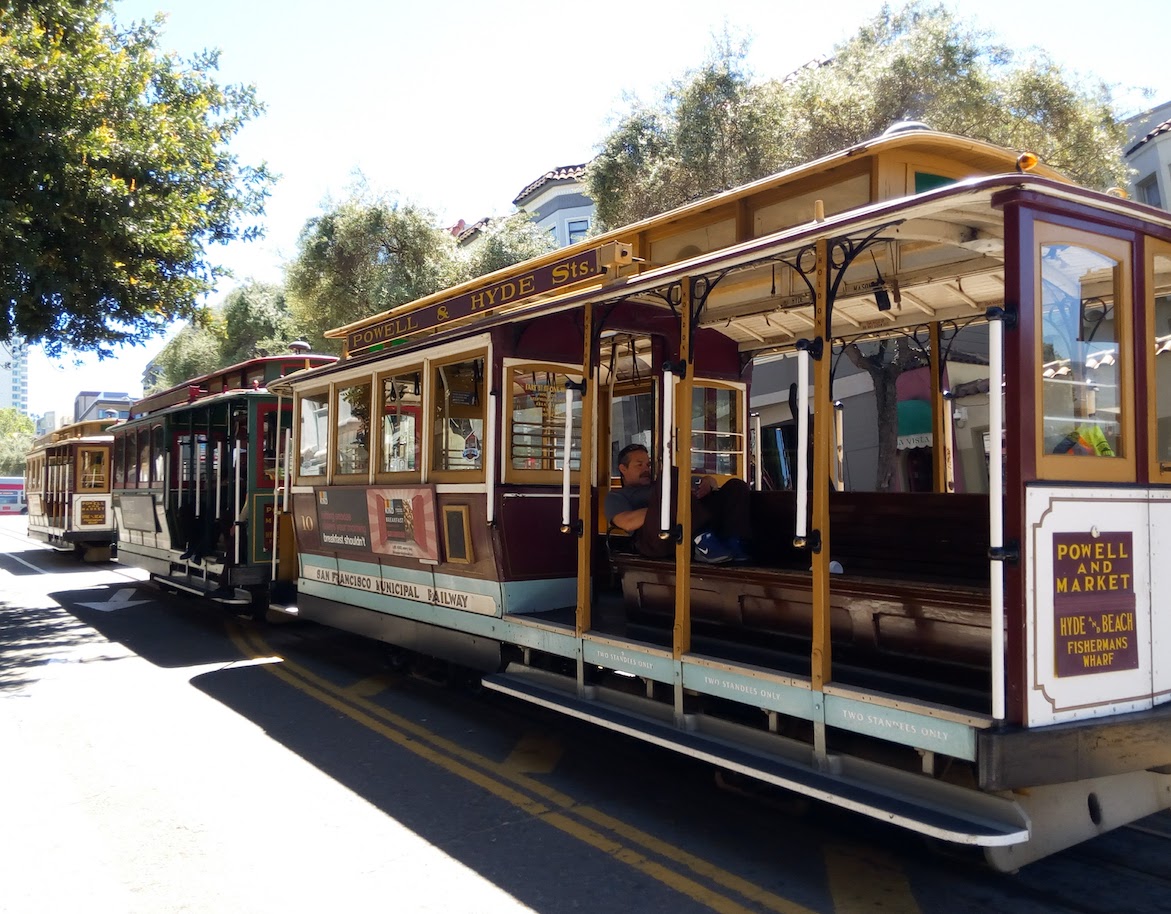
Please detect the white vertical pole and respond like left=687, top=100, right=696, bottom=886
left=283, top=429, right=292, bottom=512
left=795, top=350, right=810, bottom=540
left=988, top=318, right=1006, bottom=722
left=194, top=437, right=202, bottom=517
left=214, top=441, right=222, bottom=518
left=234, top=441, right=243, bottom=567
left=752, top=413, right=762, bottom=489
left=560, top=387, right=574, bottom=530
left=486, top=393, right=497, bottom=525
left=659, top=367, right=675, bottom=535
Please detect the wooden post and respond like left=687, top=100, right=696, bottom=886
left=930, top=322, right=956, bottom=493
left=673, top=281, right=694, bottom=659
left=810, top=240, right=833, bottom=692
left=576, top=305, right=595, bottom=636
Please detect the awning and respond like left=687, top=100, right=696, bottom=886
left=897, top=399, right=933, bottom=449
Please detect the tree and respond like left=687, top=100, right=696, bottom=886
left=0, top=0, right=273, bottom=357
left=285, top=188, right=463, bottom=351
left=586, top=3, right=1130, bottom=228
left=147, top=281, right=295, bottom=390
left=285, top=185, right=555, bottom=351
left=587, top=2, right=1133, bottom=489
left=220, top=281, right=296, bottom=365
left=460, top=213, right=557, bottom=280
left=0, top=407, right=34, bottom=475
left=148, top=322, right=223, bottom=392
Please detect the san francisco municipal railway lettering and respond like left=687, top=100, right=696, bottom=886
left=347, top=248, right=600, bottom=353
left=1052, top=532, right=1139, bottom=676
left=309, top=565, right=495, bottom=615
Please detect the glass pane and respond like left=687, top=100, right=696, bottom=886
left=1154, top=251, right=1171, bottom=465
left=151, top=425, right=164, bottom=485
left=1040, top=243, right=1122, bottom=458
left=432, top=357, right=485, bottom=472
left=80, top=449, right=107, bottom=490
left=335, top=382, right=372, bottom=475
left=113, top=435, right=126, bottom=487
left=299, top=392, right=330, bottom=476
left=610, top=390, right=655, bottom=474
left=691, top=386, right=741, bottom=476
left=509, top=369, right=582, bottom=471
left=380, top=372, right=421, bottom=473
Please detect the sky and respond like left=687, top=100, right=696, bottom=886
left=27, top=0, right=1171, bottom=417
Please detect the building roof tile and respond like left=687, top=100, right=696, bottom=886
left=512, top=164, right=588, bottom=206
left=1126, top=118, right=1171, bottom=156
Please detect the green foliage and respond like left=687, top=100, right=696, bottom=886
left=285, top=186, right=556, bottom=351
left=460, top=213, right=557, bottom=280
left=147, top=280, right=294, bottom=390
left=220, top=281, right=295, bottom=365
left=148, top=322, right=223, bottom=391
left=0, top=407, right=33, bottom=474
left=586, top=2, right=1131, bottom=228
left=0, top=0, right=273, bottom=357
left=0, top=432, right=33, bottom=475
left=0, top=406, right=33, bottom=437
left=285, top=184, right=463, bottom=351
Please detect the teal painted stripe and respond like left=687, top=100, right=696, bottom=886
left=824, top=694, right=977, bottom=760
left=681, top=664, right=816, bottom=720
left=299, top=573, right=581, bottom=658
left=433, top=570, right=503, bottom=600
left=501, top=577, right=576, bottom=614
left=583, top=640, right=674, bottom=684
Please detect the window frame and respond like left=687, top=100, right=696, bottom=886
left=1034, top=223, right=1136, bottom=483
left=689, top=379, right=748, bottom=482
left=331, top=378, right=374, bottom=483
left=1146, top=237, right=1171, bottom=483
left=428, top=349, right=489, bottom=484
left=501, top=359, right=584, bottom=485
left=374, top=363, right=424, bottom=484
left=294, top=387, right=331, bottom=482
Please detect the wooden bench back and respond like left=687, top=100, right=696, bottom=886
left=750, top=490, right=990, bottom=584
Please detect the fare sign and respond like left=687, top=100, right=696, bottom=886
left=80, top=500, right=107, bottom=526
left=1052, top=532, right=1138, bottom=676
left=346, top=249, right=600, bottom=353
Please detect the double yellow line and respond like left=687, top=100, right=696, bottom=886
left=230, top=624, right=818, bottom=914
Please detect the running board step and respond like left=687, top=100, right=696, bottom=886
left=151, top=573, right=252, bottom=606
left=483, top=667, right=1029, bottom=847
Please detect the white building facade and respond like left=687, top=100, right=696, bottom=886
left=1125, top=100, right=1171, bottom=210
left=512, top=164, right=594, bottom=248
left=0, top=338, right=29, bottom=414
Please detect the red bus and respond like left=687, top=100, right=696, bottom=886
left=0, top=476, right=26, bottom=515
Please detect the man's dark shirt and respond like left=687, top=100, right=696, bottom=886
left=604, top=484, right=652, bottom=525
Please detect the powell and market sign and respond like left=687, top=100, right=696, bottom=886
left=346, top=248, right=601, bottom=354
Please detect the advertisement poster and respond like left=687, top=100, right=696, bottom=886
left=366, top=487, right=439, bottom=561
left=305, top=486, right=439, bottom=562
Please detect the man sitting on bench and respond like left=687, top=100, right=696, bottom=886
left=604, top=443, right=752, bottom=564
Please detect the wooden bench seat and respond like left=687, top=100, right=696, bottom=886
left=609, top=491, right=994, bottom=670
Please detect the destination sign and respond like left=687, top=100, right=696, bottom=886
left=347, top=248, right=600, bottom=353
left=1052, top=532, right=1139, bottom=676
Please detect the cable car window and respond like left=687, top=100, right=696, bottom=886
left=335, top=382, right=372, bottom=477
left=151, top=425, right=164, bottom=485
left=1152, top=246, right=1171, bottom=475
left=691, top=385, right=743, bottom=477
left=80, top=448, right=108, bottom=491
left=113, top=435, right=126, bottom=488
left=507, top=364, right=582, bottom=478
left=432, top=356, right=485, bottom=474
left=298, top=391, right=330, bottom=477
left=379, top=370, right=421, bottom=475
left=1040, top=243, right=1122, bottom=458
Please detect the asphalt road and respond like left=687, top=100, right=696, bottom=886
left=2, top=515, right=1170, bottom=914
